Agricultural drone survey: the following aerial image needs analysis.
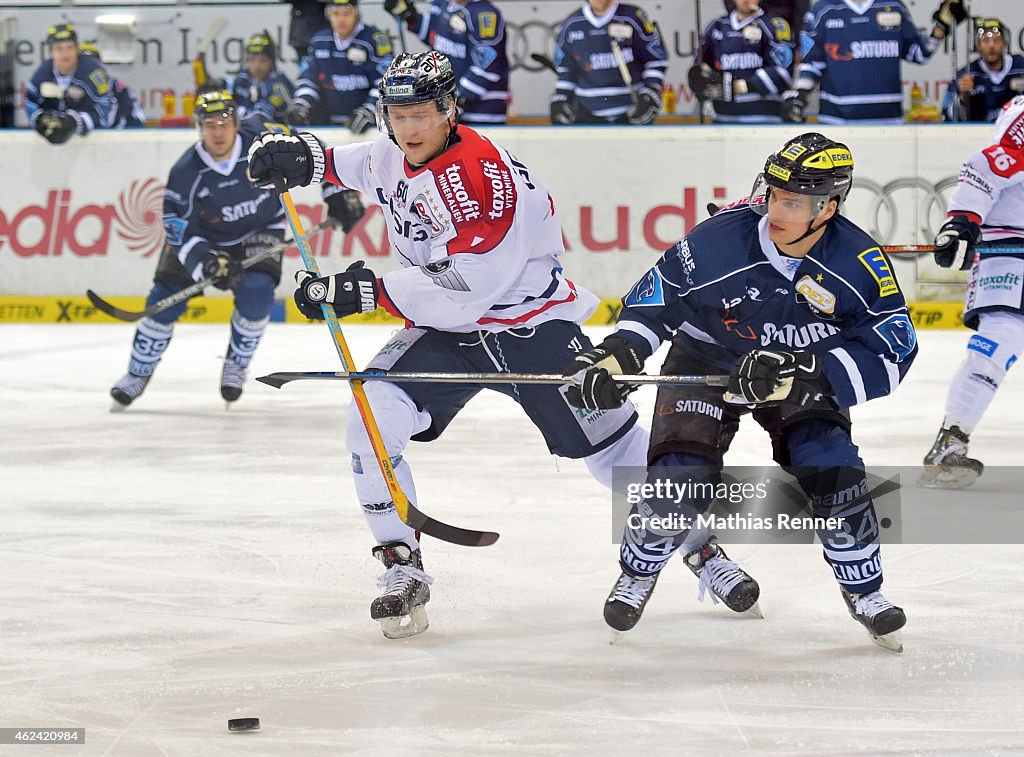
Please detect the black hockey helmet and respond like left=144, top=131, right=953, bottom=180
left=976, top=18, right=1011, bottom=51
left=376, top=52, right=458, bottom=142
left=47, top=23, right=77, bottom=46
left=194, top=90, right=238, bottom=124
left=245, top=31, right=276, bottom=62
left=78, top=42, right=102, bottom=61
left=761, top=132, right=854, bottom=201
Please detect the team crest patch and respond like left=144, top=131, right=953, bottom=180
left=858, top=247, right=900, bottom=297
left=88, top=69, right=109, bottom=95
left=411, top=192, right=448, bottom=237
left=163, top=216, right=188, bottom=246
left=742, top=25, right=762, bottom=43
left=472, top=45, right=497, bottom=70
left=796, top=275, right=836, bottom=314
left=872, top=313, right=916, bottom=362
left=477, top=11, right=498, bottom=38
left=875, top=11, right=901, bottom=31
left=347, top=46, right=368, bottom=63
left=772, top=17, right=792, bottom=42
left=625, top=269, right=665, bottom=308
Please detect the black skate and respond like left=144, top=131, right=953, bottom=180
left=918, top=425, right=983, bottom=490
left=841, top=589, right=906, bottom=652
left=110, top=372, right=151, bottom=410
left=370, top=542, right=432, bottom=639
left=220, top=357, right=247, bottom=404
left=604, top=569, right=659, bottom=636
left=683, top=537, right=762, bottom=617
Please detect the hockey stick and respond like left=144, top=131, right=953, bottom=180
left=257, top=370, right=731, bottom=389
left=86, top=219, right=335, bottom=322
left=193, top=16, right=228, bottom=92
left=529, top=52, right=558, bottom=74
left=882, top=244, right=1024, bottom=255
left=275, top=179, right=499, bottom=548
left=695, top=0, right=706, bottom=124
left=609, top=38, right=641, bottom=110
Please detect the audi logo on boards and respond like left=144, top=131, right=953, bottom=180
left=847, top=177, right=959, bottom=243
left=505, top=21, right=560, bottom=71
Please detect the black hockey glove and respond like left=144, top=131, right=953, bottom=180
left=348, top=106, right=376, bottom=135
left=627, top=86, right=661, bottom=125
left=247, top=131, right=326, bottom=191
left=780, top=90, right=807, bottom=123
left=293, top=261, right=379, bottom=320
left=550, top=93, right=575, bottom=125
left=724, top=350, right=827, bottom=408
left=35, top=110, right=78, bottom=144
left=562, top=336, right=648, bottom=410
left=285, top=101, right=311, bottom=126
left=933, top=214, right=981, bottom=271
left=201, top=251, right=243, bottom=290
left=384, top=0, right=421, bottom=28
left=323, top=185, right=366, bottom=233
left=687, top=63, right=732, bottom=102
left=932, top=0, right=968, bottom=36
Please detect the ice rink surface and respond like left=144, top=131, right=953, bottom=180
left=1, top=323, right=1023, bottom=756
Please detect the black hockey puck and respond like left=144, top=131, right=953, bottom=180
left=228, top=717, right=260, bottom=732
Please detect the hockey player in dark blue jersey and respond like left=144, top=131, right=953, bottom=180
left=550, top=0, right=668, bottom=125
left=287, top=0, right=393, bottom=133
left=78, top=43, right=145, bottom=128
left=784, top=0, right=964, bottom=124
left=564, top=133, right=916, bottom=652
left=229, top=32, right=296, bottom=123
left=385, top=0, right=509, bottom=125
left=942, top=19, right=1024, bottom=123
left=109, top=91, right=365, bottom=409
left=25, top=24, right=114, bottom=144
left=688, top=0, right=795, bottom=123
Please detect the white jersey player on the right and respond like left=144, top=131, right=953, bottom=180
left=922, top=96, right=1024, bottom=488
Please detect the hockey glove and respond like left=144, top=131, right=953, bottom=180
left=627, top=86, right=661, bottom=125
left=562, top=336, right=647, bottom=410
left=932, top=0, right=968, bottom=36
left=933, top=214, right=981, bottom=271
left=247, top=131, right=327, bottom=191
left=384, top=0, right=421, bottom=28
left=349, top=106, right=376, bottom=135
left=201, top=251, right=244, bottom=290
left=323, top=185, right=366, bottom=233
left=550, top=93, right=575, bottom=125
left=285, top=101, right=311, bottom=126
left=724, top=350, right=826, bottom=407
left=293, top=261, right=379, bottom=320
left=780, top=90, right=808, bottom=123
left=687, top=63, right=731, bottom=102
left=35, top=110, right=78, bottom=144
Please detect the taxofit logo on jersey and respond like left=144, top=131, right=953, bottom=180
left=480, top=160, right=515, bottom=221
left=0, top=179, right=163, bottom=258
left=436, top=161, right=481, bottom=223
left=858, top=248, right=899, bottom=297
left=978, top=272, right=1022, bottom=290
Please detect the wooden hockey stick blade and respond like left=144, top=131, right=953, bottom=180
left=197, top=17, right=228, bottom=55
left=86, top=219, right=336, bottom=322
left=256, top=370, right=730, bottom=389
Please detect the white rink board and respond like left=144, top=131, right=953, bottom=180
left=0, top=124, right=993, bottom=300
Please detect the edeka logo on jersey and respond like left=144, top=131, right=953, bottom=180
left=0, top=179, right=164, bottom=258
left=858, top=247, right=899, bottom=297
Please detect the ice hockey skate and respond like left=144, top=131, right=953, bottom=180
left=220, top=356, right=247, bottom=405
left=603, top=569, right=659, bottom=639
left=109, top=372, right=151, bottom=411
left=841, top=589, right=906, bottom=652
left=683, top=537, right=762, bottom=617
left=918, top=425, right=984, bottom=490
left=370, top=542, right=432, bottom=639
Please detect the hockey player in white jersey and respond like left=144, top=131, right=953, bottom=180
left=922, top=96, right=1024, bottom=489
left=246, top=51, right=651, bottom=639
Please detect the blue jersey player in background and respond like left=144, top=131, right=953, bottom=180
left=550, top=0, right=668, bottom=125
left=563, top=133, right=917, bottom=652
left=784, top=0, right=965, bottom=124
left=386, top=0, right=509, bottom=125
left=688, top=0, right=795, bottom=123
left=78, top=43, right=145, bottom=129
left=942, top=18, right=1024, bottom=123
left=109, top=91, right=365, bottom=410
left=25, top=24, right=113, bottom=144
left=287, top=0, right=393, bottom=133
left=229, top=32, right=296, bottom=123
